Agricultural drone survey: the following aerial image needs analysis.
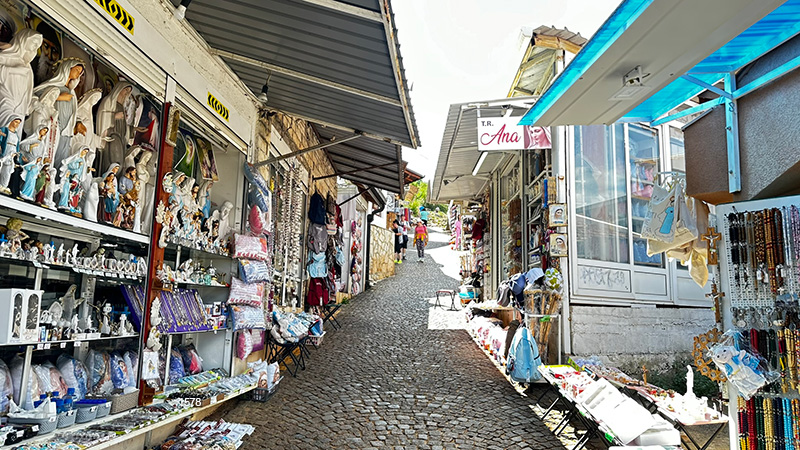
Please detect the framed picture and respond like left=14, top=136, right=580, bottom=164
left=548, top=203, right=567, bottom=226
left=550, top=233, right=568, bottom=257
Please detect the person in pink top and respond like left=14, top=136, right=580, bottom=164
left=413, top=220, right=428, bottom=262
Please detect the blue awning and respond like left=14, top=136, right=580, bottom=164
left=518, top=0, right=795, bottom=127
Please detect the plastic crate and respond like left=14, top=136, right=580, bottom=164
left=8, top=415, right=57, bottom=435
left=246, top=385, right=279, bottom=403
left=306, top=332, right=325, bottom=347
left=95, top=401, right=111, bottom=418
left=57, top=410, right=76, bottom=428
left=75, top=405, right=98, bottom=423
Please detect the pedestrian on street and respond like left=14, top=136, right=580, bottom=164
left=401, top=219, right=410, bottom=260
left=393, top=219, right=403, bottom=264
left=413, top=219, right=428, bottom=262
left=420, top=206, right=429, bottom=225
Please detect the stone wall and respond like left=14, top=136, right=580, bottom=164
left=370, top=225, right=395, bottom=282
left=570, top=305, right=715, bottom=373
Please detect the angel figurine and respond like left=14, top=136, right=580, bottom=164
left=99, top=302, right=112, bottom=335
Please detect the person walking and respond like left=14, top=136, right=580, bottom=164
left=413, top=220, right=428, bottom=262
left=401, top=219, right=410, bottom=260
left=420, top=206, right=429, bottom=226
left=392, top=219, right=403, bottom=264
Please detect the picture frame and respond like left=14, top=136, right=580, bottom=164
left=548, top=203, right=567, bottom=226
left=550, top=233, right=568, bottom=257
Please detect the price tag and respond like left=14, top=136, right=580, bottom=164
left=210, top=396, right=218, bottom=405
left=36, top=343, right=43, bottom=350
left=74, top=341, right=82, bottom=347
left=44, top=343, right=51, bottom=350
left=60, top=342, right=66, bottom=348
left=539, top=315, right=551, bottom=323
left=16, top=431, right=23, bottom=437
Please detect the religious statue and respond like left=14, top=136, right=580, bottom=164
left=137, top=151, right=155, bottom=233
left=34, top=157, right=52, bottom=205
left=57, top=146, right=91, bottom=213
left=180, top=175, right=197, bottom=213
left=0, top=112, right=22, bottom=194
left=169, top=171, right=186, bottom=212
left=17, top=123, right=48, bottom=166
left=99, top=165, right=120, bottom=225
left=40, top=161, right=57, bottom=209
left=82, top=180, right=99, bottom=222
left=33, top=57, right=86, bottom=170
left=198, top=180, right=214, bottom=219
left=24, top=86, right=59, bottom=155
left=97, top=82, right=133, bottom=173
left=74, top=88, right=108, bottom=158
left=19, top=156, right=42, bottom=201
left=217, top=201, right=234, bottom=245
left=0, top=29, right=42, bottom=130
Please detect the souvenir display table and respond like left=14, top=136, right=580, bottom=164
left=536, top=365, right=683, bottom=450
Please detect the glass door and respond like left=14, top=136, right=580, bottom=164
left=628, top=124, right=664, bottom=267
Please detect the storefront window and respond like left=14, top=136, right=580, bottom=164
left=628, top=124, right=663, bottom=267
left=574, top=125, right=629, bottom=263
left=670, top=127, right=686, bottom=173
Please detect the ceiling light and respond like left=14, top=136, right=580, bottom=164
left=472, top=152, right=488, bottom=176
left=258, top=83, right=269, bottom=103
left=609, top=65, right=651, bottom=101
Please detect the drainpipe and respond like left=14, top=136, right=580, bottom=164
left=364, top=202, right=385, bottom=291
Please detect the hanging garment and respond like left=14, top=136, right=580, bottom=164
left=308, top=192, right=326, bottom=224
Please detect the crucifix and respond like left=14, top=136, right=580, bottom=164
left=706, top=282, right=725, bottom=325
left=701, top=227, right=722, bottom=265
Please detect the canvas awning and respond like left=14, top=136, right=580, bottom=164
left=517, top=0, right=798, bottom=127
left=177, top=0, right=418, bottom=193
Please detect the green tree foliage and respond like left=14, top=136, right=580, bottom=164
left=407, top=180, right=446, bottom=216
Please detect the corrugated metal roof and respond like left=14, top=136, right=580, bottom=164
left=432, top=98, right=537, bottom=202
left=176, top=0, right=418, bottom=193
left=509, top=26, right=587, bottom=98
left=314, top=125, right=403, bottom=193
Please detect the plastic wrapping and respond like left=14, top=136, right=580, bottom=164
left=251, top=329, right=266, bottom=352
left=85, top=350, right=112, bottom=395
left=0, top=359, right=13, bottom=414
left=239, top=260, right=270, bottom=284
left=123, top=351, right=137, bottom=387
left=32, top=364, right=53, bottom=394
left=42, top=361, right=68, bottom=396
left=233, top=234, right=269, bottom=261
left=231, top=304, right=267, bottom=331
left=169, top=349, right=185, bottom=384
left=228, top=278, right=264, bottom=307
left=237, top=331, right=254, bottom=360
left=57, top=354, right=89, bottom=400
left=10, top=355, right=38, bottom=410
left=177, top=345, right=203, bottom=375
left=709, top=329, right=780, bottom=400
left=110, top=353, right=130, bottom=390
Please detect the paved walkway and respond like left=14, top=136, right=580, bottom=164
left=217, top=229, right=566, bottom=449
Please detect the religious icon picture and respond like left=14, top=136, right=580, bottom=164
left=550, top=233, right=568, bottom=257
left=548, top=203, right=567, bottom=227
left=173, top=131, right=195, bottom=177
left=29, top=16, right=62, bottom=85
left=196, top=136, right=218, bottom=181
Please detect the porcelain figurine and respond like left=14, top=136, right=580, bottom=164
left=217, top=201, right=234, bottom=245
left=137, top=151, right=155, bottom=232
left=18, top=123, right=48, bottom=168
left=19, top=157, right=43, bottom=201
left=0, top=29, right=42, bottom=130
left=56, top=243, right=64, bottom=263
left=33, top=157, right=51, bottom=205
left=169, top=171, right=186, bottom=211
left=198, top=180, right=213, bottom=219
left=99, top=302, right=112, bottom=335
left=74, top=88, right=109, bottom=159
left=25, top=86, right=58, bottom=151
left=97, top=82, right=133, bottom=173
left=0, top=112, right=22, bottom=194
left=70, top=314, right=78, bottom=333
left=33, top=57, right=86, bottom=170
left=43, top=241, right=55, bottom=263
left=57, top=147, right=91, bottom=211
left=180, top=175, right=196, bottom=213
left=100, top=168, right=120, bottom=225
left=82, top=180, right=99, bottom=222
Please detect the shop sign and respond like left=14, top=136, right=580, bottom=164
left=95, top=0, right=135, bottom=34
left=477, top=117, right=550, bottom=151
left=207, top=92, right=230, bottom=122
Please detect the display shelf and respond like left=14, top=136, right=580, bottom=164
left=631, top=157, right=658, bottom=164
left=631, top=194, right=652, bottom=202
left=0, top=254, right=145, bottom=285
left=526, top=165, right=552, bottom=190
left=527, top=192, right=543, bottom=207
left=0, top=334, right=139, bottom=349
left=164, top=327, right=228, bottom=336
left=165, top=244, right=232, bottom=261
left=0, top=195, right=149, bottom=245
left=176, top=282, right=229, bottom=289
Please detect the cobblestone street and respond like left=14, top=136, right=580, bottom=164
left=217, top=230, right=566, bottom=449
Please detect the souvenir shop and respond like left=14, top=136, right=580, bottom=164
left=336, top=182, right=369, bottom=298
left=0, top=0, right=380, bottom=447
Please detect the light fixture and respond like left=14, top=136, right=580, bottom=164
left=472, top=152, right=488, bottom=176
left=609, top=65, right=651, bottom=101
left=174, top=0, right=192, bottom=20
left=257, top=71, right=272, bottom=104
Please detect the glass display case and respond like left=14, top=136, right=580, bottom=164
left=628, top=124, right=663, bottom=267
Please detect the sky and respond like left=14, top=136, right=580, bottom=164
left=391, top=0, right=621, bottom=179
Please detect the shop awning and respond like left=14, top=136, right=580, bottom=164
left=432, top=98, right=538, bottom=202
left=176, top=0, right=418, bottom=148
left=517, top=0, right=797, bottom=127
left=404, top=167, right=424, bottom=185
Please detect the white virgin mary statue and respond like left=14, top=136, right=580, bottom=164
left=33, top=57, right=85, bottom=170
left=0, top=29, right=43, bottom=131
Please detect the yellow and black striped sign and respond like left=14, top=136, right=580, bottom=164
left=95, top=0, right=135, bottom=34
left=207, top=92, right=229, bottom=122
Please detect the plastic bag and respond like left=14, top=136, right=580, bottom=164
left=228, top=278, right=264, bottom=307
left=124, top=351, right=138, bottom=387
left=10, top=355, right=38, bottom=410
left=248, top=205, right=265, bottom=235
left=234, top=234, right=269, bottom=261
left=110, top=353, right=130, bottom=390
left=42, top=361, right=68, bottom=396
left=85, top=350, right=112, bottom=395
left=169, top=349, right=185, bottom=384
left=239, top=260, right=270, bottom=284
left=32, top=364, right=54, bottom=394
left=57, top=354, right=89, bottom=400
left=709, top=329, right=780, bottom=399
left=231, top=304, right=267, bottom=331
left=178, top=345, right=203, bottom=375
left=0, top=359, right=13, bottom=414
left=237, top=331, right=253, bottom=360
left=251, top=329, right=266, bottom=352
